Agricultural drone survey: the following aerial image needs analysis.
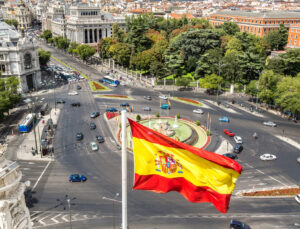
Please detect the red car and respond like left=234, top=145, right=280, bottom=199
left=223, top=129, right=235, bottom=137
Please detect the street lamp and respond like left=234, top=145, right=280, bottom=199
left=102, top=193, right=120, bottom=229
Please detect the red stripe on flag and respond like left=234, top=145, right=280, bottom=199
left=133, top=173, right=232, bottom=213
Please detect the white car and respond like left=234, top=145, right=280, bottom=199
left=111, top=83, right=118, bottom=87
left=260, top=153, right=277, bottom=161
left=120, top=82, right=127, bottom=86
left=90, top=142, right=99, bottom=151
left=159, top=95, right=168, bottom=100
left=68, top=91, right=78, bottom=96
left=193, top=109, right=204, bottom=114
left=263, top=121, right=277, bottom=127
left=233, top=136, right=243, bottom=144
left=295, top=194, right=300, bottom=203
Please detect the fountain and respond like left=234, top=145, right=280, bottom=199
left=173, top=116, right=178, bottom=129
left=153, top=120, right=175, bottom=137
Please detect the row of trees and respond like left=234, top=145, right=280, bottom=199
left=40, top=30, right=96, bottom=61
left=4, top=19, right=18, bottom=29
left=0, top=76, right=21, bottom=119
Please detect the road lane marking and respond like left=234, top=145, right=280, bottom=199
left=51, top=214, right=61, bottom=223
left=32, top=161, right=51, bottom=191
left=255, top=169, right=288, bottom=187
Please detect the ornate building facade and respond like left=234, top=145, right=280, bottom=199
left=0, top=21, right=41, bottom=92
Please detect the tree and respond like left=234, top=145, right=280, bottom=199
left=258, top=70, right=281, bottom=104
left=77, top=45, right=96, bottom=61
left=222, top=50, right=245, bottom=84
left=199, top=74, right=223, bottom=90
left=112, top=23, right=125, bottom=42
left=131, top=49, right=156, bottom=70
left=149, top=61, right=167, bottom=78
left=4, top=19, right=18, bottom=29
left=109, top=43, right=131, bottom=67
left=175, top=78, right=191, bottom=88
left=225, top=37, right=243, bottom=53
left=56, top=37, right=70, bottom=50
left=38, top=48, right=51, bottom=66
left=246, top=80, right=259, bottom=97
left=265, top=24, right=288, bottom=50
left=41, top=30, right=52, bottom=42
left=67, top=42, right=79, bottom=55
left=218, top=22, right=240, bottom=35
left=98, top=37, right=114, bottom=58
left=196, top=48, right=223, bottom=78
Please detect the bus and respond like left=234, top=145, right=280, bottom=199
left=103, top=75, right=119, bottom=85
left=18, top=113, right=36, bottom=133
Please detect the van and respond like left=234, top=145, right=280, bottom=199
left=40, top=103, right=49, bottom=116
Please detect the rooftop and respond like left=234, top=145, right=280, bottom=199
left=211, top=10, right=300, bottom=19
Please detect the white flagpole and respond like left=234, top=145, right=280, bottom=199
left=121, top=110, right=127, bottom=229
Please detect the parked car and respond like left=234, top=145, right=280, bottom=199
left=219, top=116, right=230, bottom=122
left=263, top=121, right=277, bottom=127
left=71, top=102, right=80, bottom=107
left=144, top=107, right=151, bottom=111
left=90, top=122, right=96, bottom=130
left=120, top=103, right=130, bottom=107
left=223, top=153, right=238, bottom=160
left=90, top=141, right=99, bottom=151
left=193, top=109, right=204, bottom=114
left=106, top=107, right=118, bottom=112
left=68, top=91, right=78, bottom=96
left=144, top=96, right=151, bottom=100
left=77, top=85, right=81, bottom=90
left=90, top=112, right=100, bottom=118
left=260, top=154, right=277, bottom=161
left=233, top=144, right=243, bottom=154
left=230, top=219, right=250, bottom=229
left=56, top=99, right=65, bottom=104
left=96, top=135, right=104, bottom=143
left=234, top=136, right=243, bottom=144
left=295, top=194, right=300, bottom=203
left=223, top=129, right=235, bottom=137
left=159, top=95, right=168, bottom=100
left=76, top=132, right=83, bottom=140
left=69, top=174, right=87, bottom=182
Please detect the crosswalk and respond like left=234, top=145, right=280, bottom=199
left=31, top=211, right=100, bottom=228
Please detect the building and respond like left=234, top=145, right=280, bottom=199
left=209, top=10, right=300, bottom=37
left=0, top=144, right=32, bottom=229
left=288, top=23, right=300, bottom=48
left=0, top=21, right=41, bottom=92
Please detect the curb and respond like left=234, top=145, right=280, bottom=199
left=235, top=185, right=299, bottom=197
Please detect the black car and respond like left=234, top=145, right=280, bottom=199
left=90, top=123, right=96, bottom=130
left=120, top=103, right=130, bottom=107
left=233, top=144, right=243, bottom=154
left=76, top=132, right=83, bottom=140
left=99, top=79, right=104, bottom=83
left=56, top=99, right=65, bottom=104
left=223, top=153, right=238, bottom=160
left=90, top=112, right=100, bottom=118
left=77, top=85, right=81, bottom=90
left=230, top=220, right=250, bottom=229
left=71, top=102, right=80, bottom=107
left=96, top=135, right=104, bottom=143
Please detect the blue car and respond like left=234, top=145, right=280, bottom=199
left=219, top=116, right=230, bottom=122
left=106, top=107, right=118, bottom=112
left=160, top=104, right=170, bottom=109
left=69, top=174, right=87, bottom=182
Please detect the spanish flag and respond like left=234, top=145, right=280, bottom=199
left=128, top=119, right=242, bottom=213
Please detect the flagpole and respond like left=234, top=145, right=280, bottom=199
left=121, top=110, right=127, bottom=229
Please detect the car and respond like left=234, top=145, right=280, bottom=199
left=159, top=95, right=168, bottom=100
left=69, top=174, right=87, bottom=182
left=106, top=107, right=118, bottom=112
left=230, top=219, right=250, bottom=229
left=233, top=144, right=243, bottom=154
left=160, top=104, right=170, bottom=109
left=193, top=109, right=204, bottom=114
left=120, top=82, right=127, bottom=86
left=297, top=157, right=300, bottom=164
left=98, top=79, right=104, bottom=83
left=90, top=112, right=100, bottom=118
left=68, top=91, right=78, bottom=96
left=263, top=121, right=277, bottom=127
left=219, top=116, right=230, bottom=122
left=295, top=194, right=300, bottom=203
left=144, top=96, right=152, bottom=100
left=116, top=144, right=121, bottom=150
left=77, top=85, right=81, bottom=90
left=90, top=122, right=96, bottom=129
left=111, top=83, right=118, bottom=87
left=90, top=141, right=99, bottom=151
left=223, top=153, right=238, bottom=160
left=144, top=106, right=151, bottom=111
left=234, top=136, right=243, bottom=144
left=120, top=103, right=130, bottom=107
left=260, top=153, right=277, bottom=161
left=76, top=132, right=83, bottom=141
left=71, top=102, right=80, bottom=107
left=56, top=99, right=65, bottom=104
left=223, top=129, right=235, bottom=137
left=96, top=135, right=105, bottom=143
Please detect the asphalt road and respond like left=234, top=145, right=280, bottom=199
left=17, top=42, right=300, bottom=229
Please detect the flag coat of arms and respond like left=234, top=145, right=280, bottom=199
left=128, top=119, right=242, bottom=213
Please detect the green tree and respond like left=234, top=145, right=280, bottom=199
left=175, top=78, right=191, bottom=88
left=77, top=44, right=96, bottom=61
left=149, top=61, right=167, bottom=78
left=98, top=37, right=114, bottom=58
left=258, top=70, right=281, bottom=104
left=41, top=30, right=52, bottom=42
left=265, top=24, right=288, bottom=50
left=246, top=80, right=259, bottom=97
left=218, top=22, right=240, bottom=35
left=112, top=23, right=125, bottom=42
left=109, top=43, right=131, bottom=67
left=199, top=73, right=223, bottom=90
left=38, top=48, right=51, bottom=66
left=4, top=19, right=18, bottom=29
left=196, top=48, right=223, bottom=78
left=131, top=49, right=156, bottom=70
left=67, top=42, right=79, bottom=55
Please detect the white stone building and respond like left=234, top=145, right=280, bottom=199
left=0, top=144, right=32, bottom=229
left=0, top=21, right=41, bottom=92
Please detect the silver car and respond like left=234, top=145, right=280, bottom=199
left=90, top=142, right=99, bottom=151
left=263, top=121, right=277, bottom=127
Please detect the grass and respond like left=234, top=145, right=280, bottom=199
left=88, top=81, right=110, bottom=92
left=51, top=55, right=89, bottom=80
left=170, top=97, right=203, bottom=107
left=242, top=188, right=300, bottom=196
left=95, top=94, right=134, bottom=100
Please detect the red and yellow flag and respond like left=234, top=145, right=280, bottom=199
left=128, top=119, right=242, bottom=213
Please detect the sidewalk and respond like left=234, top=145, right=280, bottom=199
left=6, top=108, right=61, bottom=161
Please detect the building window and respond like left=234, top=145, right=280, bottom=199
left=0, top=54, right=3, bottom=60
left=24, top=53, right=32, bottom=69
left=1, top=65, right=5, bottom=72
